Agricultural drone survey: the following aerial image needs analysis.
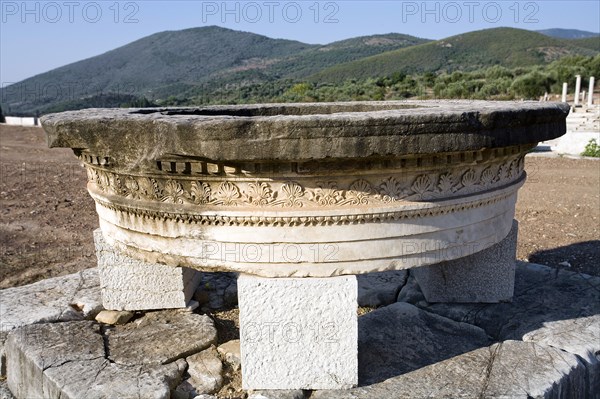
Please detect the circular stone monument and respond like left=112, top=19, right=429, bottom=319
left=42, top=101, right=569, bottom=278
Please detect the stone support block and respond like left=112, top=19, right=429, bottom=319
left=94, top=229, right=200, bottom=310
left=238, top=275, right=358, bottom=390
left=412, top=220, right=518, bottom=303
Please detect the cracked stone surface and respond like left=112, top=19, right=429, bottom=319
left=353, top=302, right=491, bottom=386
left=398, top=262, right=600, bottom=397
left=5, top=321, right=186, bottom=399
left=312, top=339, right=588, bottom=398
left=400, top=262, right=600, bottom=341
left=43, top=102, right=570, bottom=162
left=357, top=270, right=407, bottom=307
left=107, top=310, right=217, bottom=366
left=479, top=341, right=588, bottom=398
left=0, top=268, right=102, bottom=376
left=2, top=260, right=596, bottom=398
left=398, top=261, right=600, bottom=394
left=521, top=314, right=600, bottom=394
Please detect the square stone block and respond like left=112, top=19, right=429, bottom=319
left=412, top=220, right=518, bottom=303
left=238, top=275, right=358, bottom=390
left=94, top=229, right=200, bottom=311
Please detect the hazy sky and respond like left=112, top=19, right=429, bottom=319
left=1, top=0, right=599, bottom=83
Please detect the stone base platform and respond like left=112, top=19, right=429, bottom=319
left=1, top=261, right=598, bottom=398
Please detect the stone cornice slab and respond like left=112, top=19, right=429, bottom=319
left=42, top=101, right=569, bottom=170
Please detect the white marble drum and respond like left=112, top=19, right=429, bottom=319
left=42, top=101, right=569, bottom=278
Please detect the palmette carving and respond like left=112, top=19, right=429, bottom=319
left=379, top=177, right=406, bottom=203
left=411, top=175, right=433, bottom=198
left=86, top=154, right=525, bottom=208
left=437, top=173, right=456, bottom=194
left=278, top=182, right=306, bottom=207
left=346, top=180, right=373, bottom=205
left=480, top=167, right=496, bottom=186
left=214, top=182, right=242, bottom=206
left=190, top=181, right=211, bottom=204
left=161, top=180, right=187, bottom=204
left=311, top=182, right=344, bottom=206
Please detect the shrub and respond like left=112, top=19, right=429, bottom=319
left=511, top=71, right=555, bottom=99
left=581, top=139, right=600, bottom=158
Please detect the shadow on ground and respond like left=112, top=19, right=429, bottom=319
left=529, top=240, right=600, bottom=276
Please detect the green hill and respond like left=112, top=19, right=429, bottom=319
left=1, top=28, right=430, bottom=115
left=2, top=26, right=598, bottom=115
left=263, top=33, right=430, bottom=79
left=537, top=28, right=599, bottom=39
left=186, top=33, right=430, bottom=99
left=569, top=37, right=600, bottom=52
left=0, top=26, right=315, bottom=115
left=310, top=28, right=598, bottom=83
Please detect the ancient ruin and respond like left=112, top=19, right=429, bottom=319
left=39, top=100, right=570, bottom=389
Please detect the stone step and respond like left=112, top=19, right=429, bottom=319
left=4, top=311, right=217, bottom=399
left=2, top=261, right=598, bottom=398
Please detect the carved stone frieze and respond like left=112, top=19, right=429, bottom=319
left=84, top=153, right=525, bottom=211
left=92, top=185, right=522, bottom=227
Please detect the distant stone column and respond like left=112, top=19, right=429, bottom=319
left=574, top=75, right=582, bottom=106
left=588, top=76, right=595, bottom=106
left=562, top=83, right=568, bottom=102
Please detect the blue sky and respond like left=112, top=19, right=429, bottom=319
left=1, top=0, right=599, bottom=83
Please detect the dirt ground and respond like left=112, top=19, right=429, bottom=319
left=1, top=125, right=598, bottom=289
left=515, top=155, right=599, bottom=275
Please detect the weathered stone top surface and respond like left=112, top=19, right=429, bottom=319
left=42, top=101, right=569, bottom=163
